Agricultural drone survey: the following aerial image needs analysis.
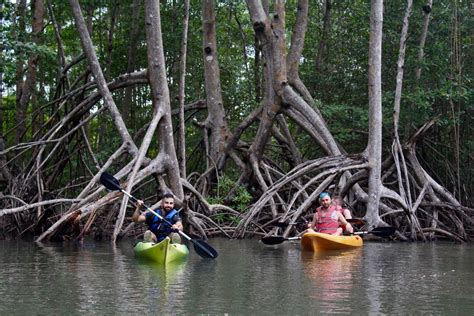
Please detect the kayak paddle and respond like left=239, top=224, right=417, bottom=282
left=260, top=236, right=302, bottom=245
left=273, top=220, right=309, bottom=228
left=346, top=218, right=367, bottom=226
left=100, top=172, right=218, bottom=259
left=351, top=226, right=396, bottom=237
left=260, top=226, right=396, bottom=245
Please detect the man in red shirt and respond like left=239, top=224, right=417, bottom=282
left=307, top=192, right=354, bottom=235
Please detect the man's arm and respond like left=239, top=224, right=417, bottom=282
left=172, top=220, right=183, bottom=231
left=343, top=208, right=352, bottom=219
left=307, top=212, right=318, bottom=231
left=337, top=212, right=353, bottom=233
left=132, top=200, right=146, bottom=223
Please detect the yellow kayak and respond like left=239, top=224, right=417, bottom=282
left=301, top=232, right=363, bottom=251
left=134, top=237, right=189, bottom=264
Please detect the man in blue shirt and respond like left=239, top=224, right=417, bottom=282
left=132, top=193, right=183, bottom=244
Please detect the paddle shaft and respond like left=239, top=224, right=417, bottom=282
left=346, top=226, right=395, bottom=237
left=353, top=231, right=371, bottom=235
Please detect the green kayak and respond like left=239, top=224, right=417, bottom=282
left=134, top=237, right=189, bottom=264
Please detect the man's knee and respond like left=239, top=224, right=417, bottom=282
left=144, top=230, right=157, bottom=243
left=170, top=232, right=181, bottom=244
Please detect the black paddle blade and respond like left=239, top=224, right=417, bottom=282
left=192, top=239, right=218, bottom=259
left=370, top=226, right=396, bottom=237
left=100, top=172, right=121, bottom=191
left=346, top=218, right=367, bottom=226
left=260, top=236, right=287, bottom=245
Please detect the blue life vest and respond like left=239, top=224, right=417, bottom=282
left=145, top=209, right=180, bottom=241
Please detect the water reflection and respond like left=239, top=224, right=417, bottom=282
left=2, top=239, right=474, bottom=314
left=301, top=248, right=362, bottom=313
left=361, top=243, right=474, bottom=315
left=134, top=259, right=188, bottom=314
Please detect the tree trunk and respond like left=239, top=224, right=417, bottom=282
left=13, top=0, right=27, bottom=136
left=68, top=0, right=136, bottom=154
left=449, top=1, right=462, bottom=201
left=98, top=1, right=118, bottom=150
left=364, top=0, right=384, bottom=227
left=16, top=0, right=44, bottom=145
left=142, top=0, right=183, bottom=198
left=110, top=0, right=186, bottom=243
left=122, top=0, right=142, bottom=127
left=47, top=0, right=69, bottom=99
left=315, top=0, right=331, bottom=74
left=415, top=0, right=433, bottom=81
left=392, top=0, right=425, bottom=239
left=178, top=0, right=190, bottom=178
left=202, top=0, right=229, bottom=168
left=0, top=43, right=3, bottom=134
left=104, top=1, right=117, bottom=80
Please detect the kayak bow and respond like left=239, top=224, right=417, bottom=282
left=301, top=232, right=363, bottom=251
left=134, top=237, right=189, bottom=264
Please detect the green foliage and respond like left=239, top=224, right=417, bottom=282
left=9, top=41, right=56, bottom=60
left=209, top=175, right=252, bottom=213
left=206, top=175, right=250, bottom=224
left=1, top=0, right=472, bottom=207
left=233, top=185, right=253, bottom=213
left=320, top=103, right=369, bottom=153
left=211, top=212, right=240, bottom=226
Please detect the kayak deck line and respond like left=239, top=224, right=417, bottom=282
left=301, top=232, right=363, bottom=251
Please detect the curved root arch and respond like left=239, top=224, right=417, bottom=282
left=235, top=155, right=368, bottom=238
left=234, top=150, right=474, bottom=241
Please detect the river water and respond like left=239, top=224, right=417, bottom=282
left=0, top=238, right=473, bottom=315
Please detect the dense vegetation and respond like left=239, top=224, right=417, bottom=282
left=0, top=0, right=472, bottom=242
